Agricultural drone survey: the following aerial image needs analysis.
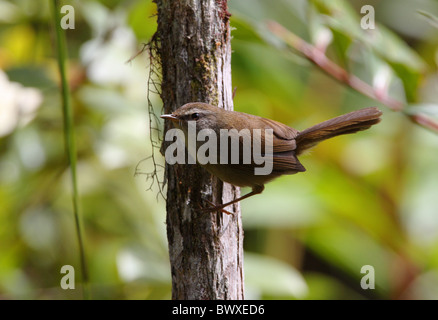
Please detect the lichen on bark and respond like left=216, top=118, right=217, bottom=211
left=153, top=0, right=244, bottom=300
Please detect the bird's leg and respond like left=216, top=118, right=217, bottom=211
left=204, top=199, right=234, bottom=215
left=200, top=185, right=265, bottom=214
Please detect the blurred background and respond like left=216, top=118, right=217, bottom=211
left=1, top=0, right=438, bottom=299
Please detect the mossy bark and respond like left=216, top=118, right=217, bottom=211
left=155, top=0, right=244, bottom=300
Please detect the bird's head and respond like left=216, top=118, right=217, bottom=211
left=161, top=102, right=224, bottom=134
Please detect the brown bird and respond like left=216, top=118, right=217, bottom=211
left=161, top=103, right=382, bottom=213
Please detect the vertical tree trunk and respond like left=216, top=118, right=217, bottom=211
left=155, top=0, right=244, bottom=299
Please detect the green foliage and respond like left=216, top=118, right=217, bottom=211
left=1, top=0, right=438, bottom=300
left=418, top=10, right=438, bottom=29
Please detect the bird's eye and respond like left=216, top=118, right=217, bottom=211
left=191, top=113, right=200, bottom=120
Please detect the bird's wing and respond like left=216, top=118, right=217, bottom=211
left=224, top=111, right=303, bottom=173
left=256, top=117, right=304, bottom=173
left=260, top=118, right=299, bottom=153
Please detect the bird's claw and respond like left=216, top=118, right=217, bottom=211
left=200, top=199, right=235, bottom=215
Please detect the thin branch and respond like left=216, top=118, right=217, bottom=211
left=266, top=21, right=438, bottom=134
left=51, top=0, right=90, bottom=299
left=409, top=113, right=438, bottom=132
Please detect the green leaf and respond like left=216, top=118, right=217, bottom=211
left=330, top=28, right=353, bottom=67
left=311, top=0, right=366, bottom=39
left=241, top=177, right=322, bottom=229
left=417, top=10, right=438, bottom=29
left=405, top=104, right=438, bottom=116
left=305, top=272, right=366, bottom=300
left=230, top=15, right=265, bottom=44
left=128, top=0, right=157, bottom=40
left=367, top=27, right=426, bottom=72
left=244, top=252, right=308, bottom=299
left=304, top=223, right=392, bottom=295
left=314, top=0, right=426, bottom=72
left=311, top=0, right=426, bottom=102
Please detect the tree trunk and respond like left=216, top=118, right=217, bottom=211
left=155, top=0, right=244, bottom=300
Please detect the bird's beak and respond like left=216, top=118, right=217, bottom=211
left=160, top=114, right=179, bottom=122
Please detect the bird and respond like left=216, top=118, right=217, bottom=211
left=161, top=102, right=382, bottom=213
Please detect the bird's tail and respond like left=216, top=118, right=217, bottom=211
left=295, top=107, right=382, bottom=155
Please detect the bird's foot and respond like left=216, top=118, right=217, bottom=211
left=199, top=199, right=235, bottom=215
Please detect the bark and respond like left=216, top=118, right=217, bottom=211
left=155, top=0, right=244, bottom=299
